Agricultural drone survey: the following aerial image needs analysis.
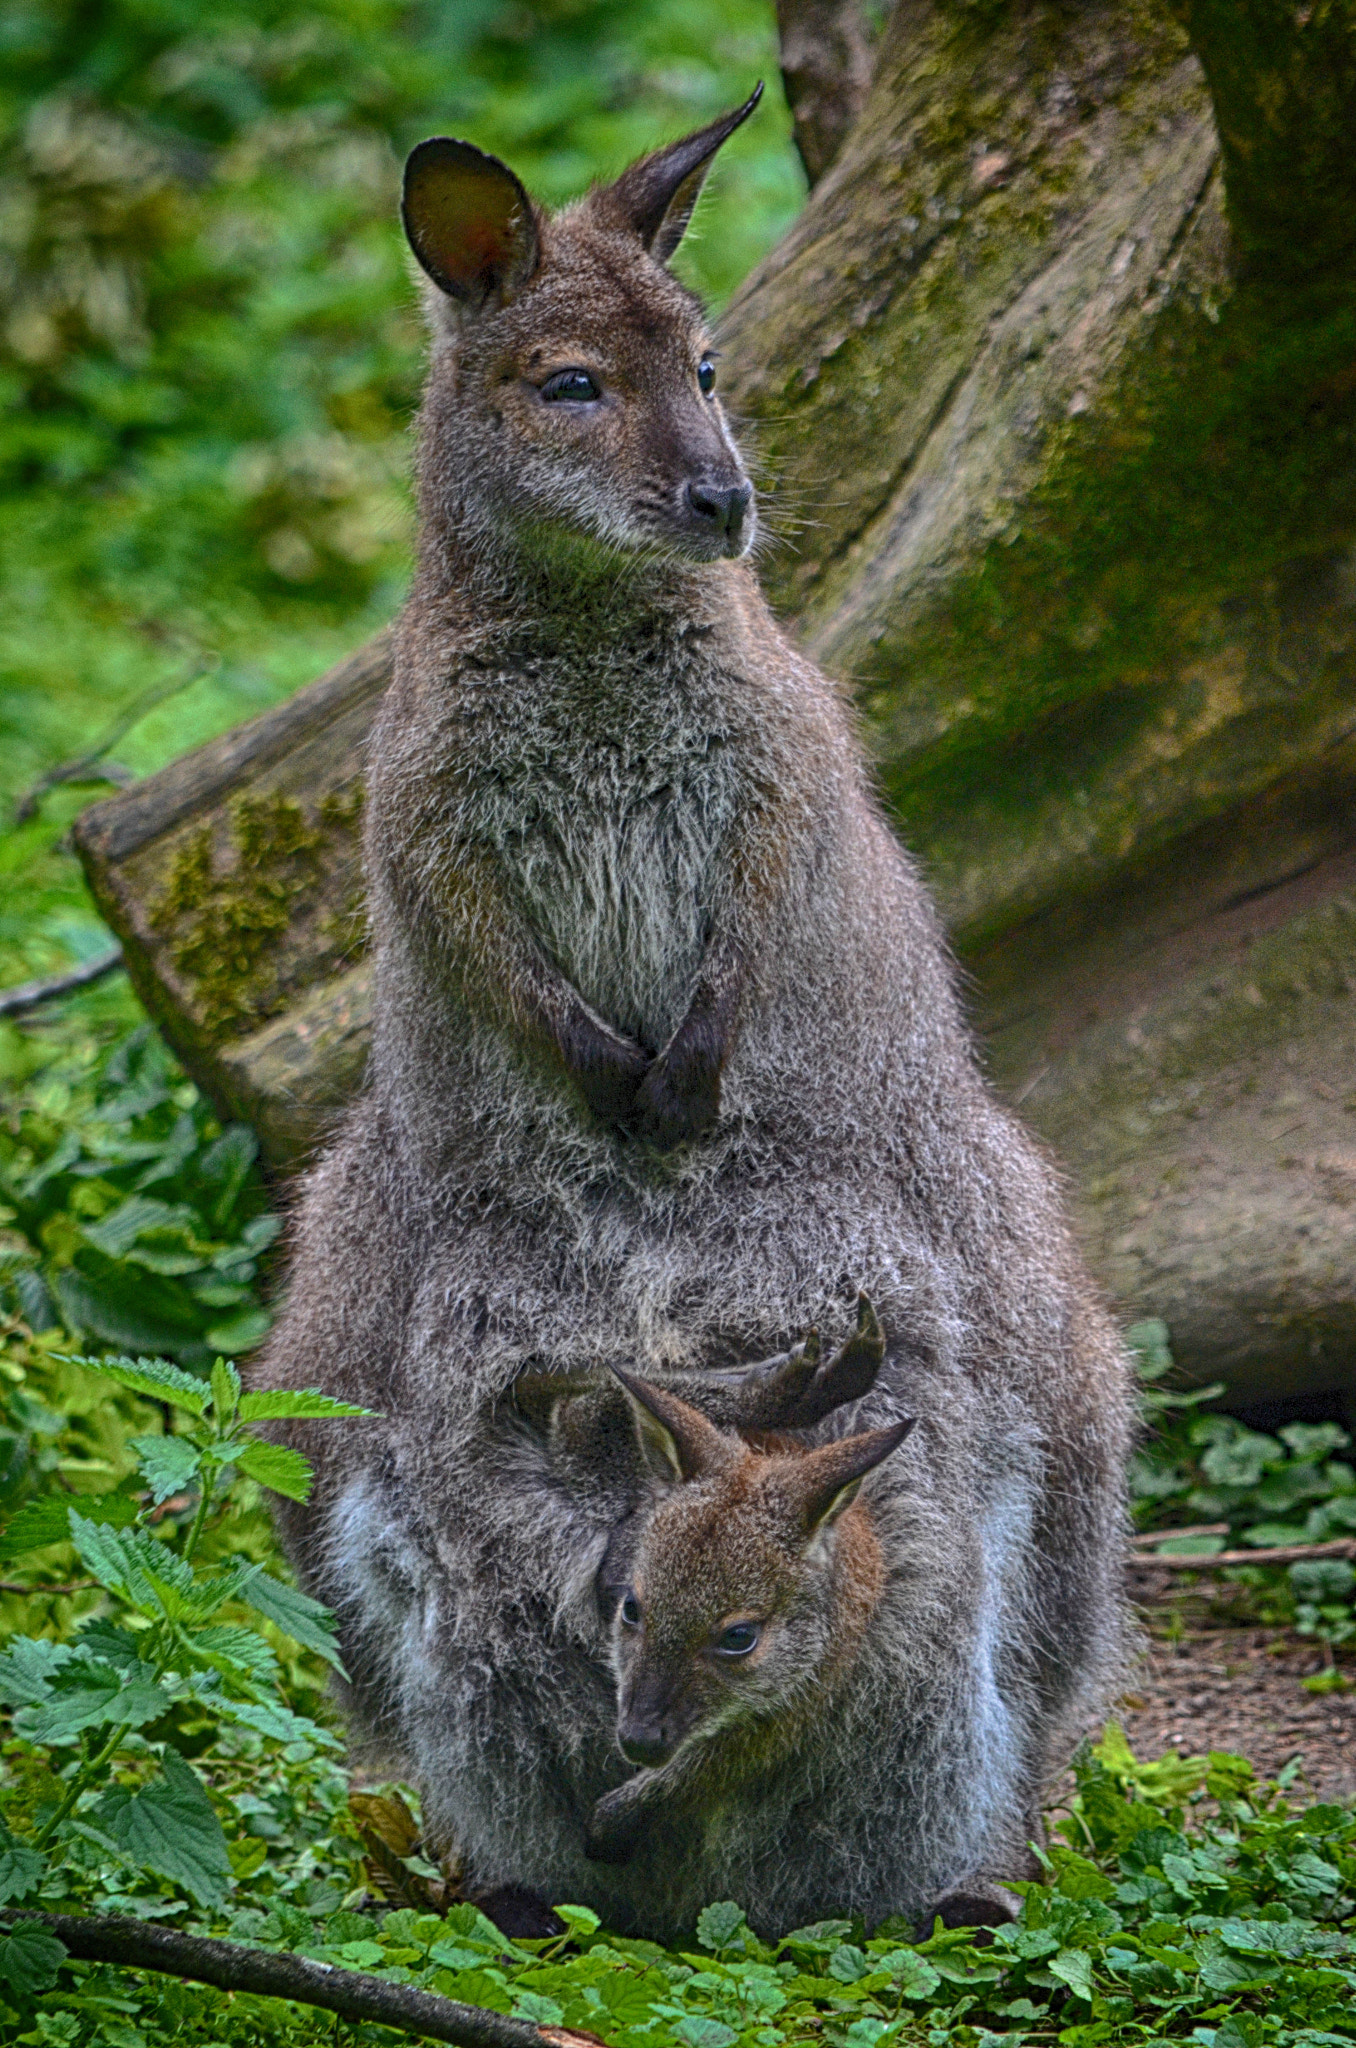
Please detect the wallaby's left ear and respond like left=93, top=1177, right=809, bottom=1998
left=795, top=1419, right=916, bottom=1535
left=592, top=84, right=764, bottom=263
left=402, top=137, right=540, bottom=312
left=611, top=1368, right=741, bottom=1485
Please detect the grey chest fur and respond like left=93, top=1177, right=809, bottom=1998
left=468, top=665, right=742, bottom=1049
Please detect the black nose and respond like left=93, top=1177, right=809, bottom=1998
left=619, top=1723, right=673, bottom=1767
left=686, top=478, right=753, bottom=543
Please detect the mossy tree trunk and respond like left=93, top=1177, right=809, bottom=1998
left=78, top=0, right=1356, bottom=1400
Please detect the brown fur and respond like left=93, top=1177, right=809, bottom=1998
left=252, top=97, right=1134, bottom=1942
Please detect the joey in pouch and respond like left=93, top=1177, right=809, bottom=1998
left=253, top=91, right=1133, bottom=1942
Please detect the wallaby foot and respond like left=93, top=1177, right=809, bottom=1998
left=582, top=1781, right=648, bottom=1865
left=632, top=1019, right=722, bottom=1150
left=473, top=1884, right=565, bottom=1939
left=915, top=1875, right=1022, bottom=1941
left=734, top=1293, right=887, bottom=1432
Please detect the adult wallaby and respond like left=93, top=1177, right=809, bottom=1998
left=254, top=87, right=1133, bottom=1941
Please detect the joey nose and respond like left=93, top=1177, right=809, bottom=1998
left=686, top=478, right=753, bottom=548
left=619, top=1722, right=673, bottom=1767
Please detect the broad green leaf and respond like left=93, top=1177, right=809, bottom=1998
left=73, top=1620, right=143, bottom=1671
left=185, top=1624, right=279, bottom=1683
left=237, top=1389, right=374, bottom=1424
left=0, top=1821, right=44, bottom=1907
left=0, top=1920, right=66, bottom=2000
left=204, top=1309, right=272, bottom=1354
left=242, top=1570, right=346, bottom=1673
left=0, top=1636, right=73, bottom=1706
left=0, top=1489, right=139, bottom=1559
left=696, top=1901, right=748, bottom=1952
left=129, top=1431, right=202, bottom=1506
left=68, top=1513, right=193, bottom=1613
left=1048, top=1948, right=1096, bottom=2002
left=210, top=1356, right=241, bottom=1423
left=16, top=1658, right=172, bottom=1745
left=230, top=1435, right=313, bottom=1502
left=93, top=1750, right=232, bottom=1908
left=875, top=1950, right=942, bottom=1997
left=61, top=1352, right=207, bottom=1415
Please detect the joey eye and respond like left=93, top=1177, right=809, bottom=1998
left=698, top=358, right=716, bottom=396
left=714, top=1620, right=759, bottom=1657
left=620, top=1593, right=642, bottom=1629
left=540, top=369, right=601, bottom=403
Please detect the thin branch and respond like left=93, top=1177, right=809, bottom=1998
left=2, top=1911, right=603, bottom=2048
left=0, top=947, right=124, bottom=1016
left=1128, top=1536, right=1356, bottom=1572
left=13, top=651, right=217, bottom=824
left=0, top=1580, right=98, bottom=1596
left=1130, top=1522, right=1230, bottom=1548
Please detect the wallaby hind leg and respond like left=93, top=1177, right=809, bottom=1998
left=915, top=1876, right=1022, bottom=1939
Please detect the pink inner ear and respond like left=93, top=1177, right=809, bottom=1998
left=404, top=144, right=536, bottom=306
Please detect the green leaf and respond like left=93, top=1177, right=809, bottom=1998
left=204, top=1309, right=272, bottom=1355
left=236, top=1389, right=374, bottom=1423
left=61, top=1352, right=207, bottom=1415
left=15, top=1658, right=172, bottom=1744
left=241, top=1570, right=346, bottom=1673
left=210, top=1356, right=241, bottom=1423
left=68, top=1513, right=194, bottom=1613
left=93, top=1750, right=232, bottom=1907
left=230, top=1435, right=313, bottom=1501
left=1048, top=1948, right=1096, bottom=2002
left=696, top=1901, right=748, bottom=1953
left=184, top=1624, right=279, bottom=1683
left=208, top=1694, right=342, bottom=1750
left=0, top=1919, right=66, bottom=2000
left=0, top=1489, right=139, bottom=1559
left=0, top=1637, right=73, bottom=1706
left=0, top=1821, right=45, bottom=1907
left=129, top=1432, right=201, bottom=1506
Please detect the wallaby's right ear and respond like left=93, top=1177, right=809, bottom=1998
left=611, top=1368, right=739, bottom=1485
left=402, top=138, right=540, bottom=313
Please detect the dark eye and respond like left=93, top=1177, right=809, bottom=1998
left=714, top=1620, right=759, bottom=1657
left=620, top=1593, right=642, bottom=1629
left=698, top=358, right=716, bottom=395
left=540, top=369, right=601, bottom=403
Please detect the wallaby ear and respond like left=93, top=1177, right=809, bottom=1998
left=591, top=84, right=764, bottom=263
left=611, top=1368, right=739, bottom=1485
left=792, top=1420, right=915, bottom=1535
left=402, top=138, right=540, bottom=312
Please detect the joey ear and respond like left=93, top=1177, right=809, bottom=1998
left=592, top=84, right=764, bottom=263
left=611, top=1368, right=740, bottom=1484
left=792, top=1419, right=915, bottom=1535
left=402, top=138, right=540, bottom=312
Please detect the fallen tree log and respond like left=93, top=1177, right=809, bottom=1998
left=75, top=0, right=1356, bottom=1401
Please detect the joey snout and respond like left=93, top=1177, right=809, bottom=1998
left=616, top=1668, right=701, bottom=1767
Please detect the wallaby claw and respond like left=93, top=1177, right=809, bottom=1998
left=736, top=1293, right=887, bottom=1431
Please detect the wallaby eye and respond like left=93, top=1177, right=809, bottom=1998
left=698, top=357, right=716, bottom=396
left=540, top=369, right=601, bottom=403
left=620, top=1593, right=642, bottom=1629
left=714, top=1620, right=759, bottom=1657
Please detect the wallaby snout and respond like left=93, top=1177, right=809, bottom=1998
left=686, top=476, right=754, bottom=553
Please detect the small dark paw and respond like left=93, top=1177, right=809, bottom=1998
left=473, top=1883, right=566, bottom=1939
left=914, top=1877, right=1020, bottom=1941
left=570, top=1033, right=650, bottom=1125
left=632, top=1040, right=721, bottom=1150
left=583, top=1788, right=644, bottom=1865
left=738, top=1294, right=887, bottom=1431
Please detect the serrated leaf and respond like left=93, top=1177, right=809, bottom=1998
left=241, top=1571, right=345, bottom=1673
left=1048, top=1948, right=1096, bottom=2002
left=0, top=1919, right=66, bottom=1999
left=93, top=1750, right=232, bottom=1907
left=236, top=1389, right=374, bottom=1423
left=185, top=1624, right=279, bottom=1682
left=231, top=1435, right=313, bottom=1501
left=0, top=1636, right=74, bottom=1706
left=68, top=1513, right=194, bottom=1612
left=0, top=1820, right=45, bottom=1907
left=61, top=1352, right=207, bottom=1414
left=15, top=1658, right=172, bottom=1744
left=130, top=1432, right=202, bottom=1506
left=696, top=1900, right=748, bottom=1952
left=0, top=1489, right=139, bottom=1559
left=211, top=1695, right=342, bottom=1749
left=210, top=1357, right=241, bottom=1423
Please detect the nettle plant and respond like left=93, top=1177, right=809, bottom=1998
left=0, top=1351, right=367, bottom=2006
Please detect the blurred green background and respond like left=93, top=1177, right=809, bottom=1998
left=0, top=0, right=804, bottom=1028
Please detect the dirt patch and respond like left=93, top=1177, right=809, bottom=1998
left=1115, top=1604, right=1356, bottom=1802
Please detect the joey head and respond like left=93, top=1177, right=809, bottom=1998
left=586, top=1371, right=913, bottom=1863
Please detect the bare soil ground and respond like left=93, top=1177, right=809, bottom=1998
left=1115, top=1578, right=1356, bottom=1801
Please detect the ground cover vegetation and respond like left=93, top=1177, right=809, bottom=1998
left=5, top=0, right=1356, bottom=2043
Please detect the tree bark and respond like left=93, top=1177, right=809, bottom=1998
left=774, top=0, right=874, bottom=184
left=76, top=0, right=1356, bottom=1401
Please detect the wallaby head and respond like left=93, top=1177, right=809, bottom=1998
left=401, top=89, right=763, bottom=563
left=606, top=1368, right=914, bottom=1771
